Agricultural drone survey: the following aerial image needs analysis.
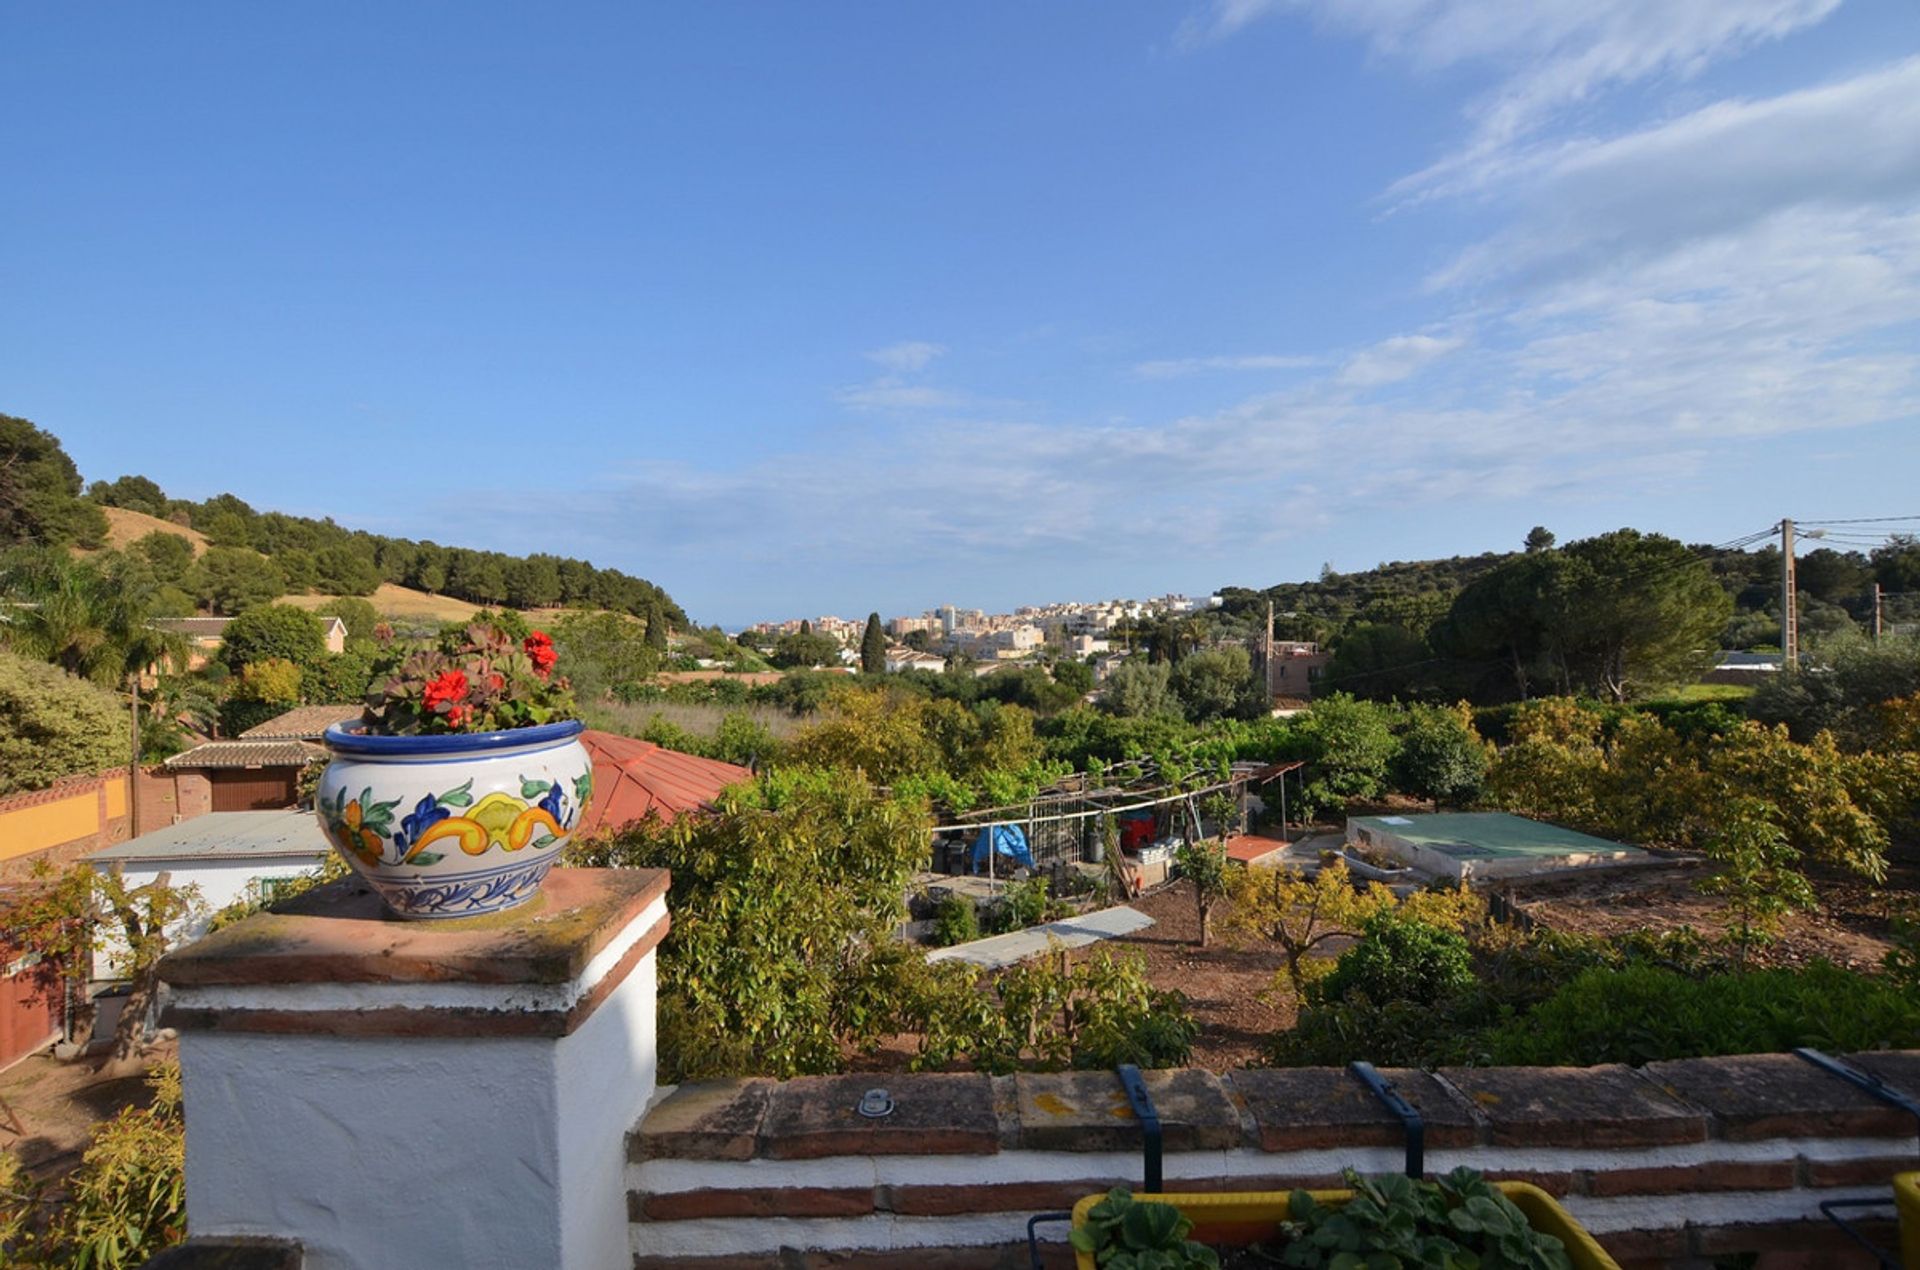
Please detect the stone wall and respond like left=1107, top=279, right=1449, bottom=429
left=627, top=1053, right=1920, bottom=1269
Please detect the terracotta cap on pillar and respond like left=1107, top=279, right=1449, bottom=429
left=159, top=867, right=669, bottom=1039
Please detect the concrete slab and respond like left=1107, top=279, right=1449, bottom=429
left=925, top=905, right=1154, bottom=969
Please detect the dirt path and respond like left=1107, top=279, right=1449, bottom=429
left=1105, top=879, right=1297, bottom=1071
left=0, top=1042, right=172, bottom=1180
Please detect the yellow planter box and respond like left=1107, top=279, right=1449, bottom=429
left=1070, top=1182, right=1620, bottom=1270
left=1896, top=1171, right=1919, bottom=1270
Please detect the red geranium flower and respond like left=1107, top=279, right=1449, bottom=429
left=524, top=631, right=558, bottom=679
left=445, top=703, right=471, bottom=728
left=423, top=670, right=470, bottom=712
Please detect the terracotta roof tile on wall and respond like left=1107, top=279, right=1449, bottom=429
left=575, top=730, right=752, bottom=837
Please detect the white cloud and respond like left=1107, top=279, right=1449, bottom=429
left=1432, top=54, right=1920, bottom=288
left=1130, top=353, right=1319, bottom=379
left=1178, top=0, right=1841, bottom=202
left=864, top=341, right=946, bottom=373
left=834, top=379, right=969, bottom=411
left=1337, top=333, right=1467, bottom=388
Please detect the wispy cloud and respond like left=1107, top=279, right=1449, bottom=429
left=1176, top=0, right=1841, bottom=204
left=449, top=46, right=1920, bottom=620
left=834, top=380, right=969, bottom=411
left=1337, top=333, right=1467, bottom=388
left=864, top=340, right=947, bottom=373
left=1130, top=353, right=1319, bottom=379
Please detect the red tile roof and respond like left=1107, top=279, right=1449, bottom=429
left=575, top=729, right=752, bottom=836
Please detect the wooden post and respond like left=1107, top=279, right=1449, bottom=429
left=128, top=679, right=142, bottom=837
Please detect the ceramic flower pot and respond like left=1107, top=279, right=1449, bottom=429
left=317, top=719, right=594, bottom=920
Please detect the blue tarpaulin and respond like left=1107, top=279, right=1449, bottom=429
left=970, top=824, right=1034, bottom=874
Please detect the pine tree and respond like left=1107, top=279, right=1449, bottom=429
left=860, top=612, right=886, bottom=674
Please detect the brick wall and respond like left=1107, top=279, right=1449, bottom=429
left=626, top=1053, right=1920, bottom=1269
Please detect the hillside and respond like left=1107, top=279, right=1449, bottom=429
left=99, top=506, right=208, bottom=555
left=279, top=584, right=485, bottom=624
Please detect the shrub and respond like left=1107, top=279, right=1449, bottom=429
left=1314, top=911, right=1475, bottom=1007
left=931, top=894, right=980, bottom=947
left=0, top=650, right=130, bottom=794
left=911, top=947, right=1196, bottom=1073
left=1486, top=962, right=1920, bottom=1066
left=0, top=1063, right=185, bottom=1268
left=983, top=877, right=1052, bottom=935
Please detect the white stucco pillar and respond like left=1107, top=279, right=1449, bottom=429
left=158, top=867, right=669, bottom=1270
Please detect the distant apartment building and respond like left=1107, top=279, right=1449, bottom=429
left=989, top=625, right=1044, bottom=654
left=888, top=616, right=936, bottom=638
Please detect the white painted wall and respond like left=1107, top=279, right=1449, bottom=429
left=91, top=854, right=327, bottom=980
left=179, top=911, right=661, bottom=1270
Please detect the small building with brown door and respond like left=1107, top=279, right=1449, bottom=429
left=163, top=739, right=324, bottom=813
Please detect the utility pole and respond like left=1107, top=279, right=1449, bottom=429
left=1874, top=583, right=1884, bottom=640
left=1780, top=518, right=1798, bottom=671
left=128, top=677, right=142, bottom=835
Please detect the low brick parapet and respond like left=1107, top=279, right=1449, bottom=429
left=627, top=1052, right=1920, bottom=1268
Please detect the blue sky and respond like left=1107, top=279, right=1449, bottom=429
left=5, top=2, right=1919, bottom=626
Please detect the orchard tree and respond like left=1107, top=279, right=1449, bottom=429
left=1170, top=646, right=1262, bottom=722
left=1391, top=704, right=1489, bottom=807
left=861, top=613, right=886, bottom=675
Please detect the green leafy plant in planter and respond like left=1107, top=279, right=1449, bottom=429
left=1279, top=1169, right=1572, bottom=1269
left=1072, top=1187, right=1220, bottom=1269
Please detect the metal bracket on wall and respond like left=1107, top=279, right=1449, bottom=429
left=1348, top=1060, right=1425, bottom=1179
left=1116, top=1063, right=1163, bottom=1193
left=1791, top=1047, right=1918, bottom=1269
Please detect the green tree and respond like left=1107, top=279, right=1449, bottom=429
left=565, top=768, right=932, bottom=1080
left=1699, top=797, right=1816, bottom=968
left=1324, top=623, right=1432, bottom=701
left=772, top=630, right=840, bottom=669
left=861, top=612, right=886, bottom=675
left=0, top=651, right=131, bottom=794
left=274, top=547, right=318, bottom=593
left=1391, top=704, right=1489, bottom=807
left=201, top=511, right=252, bottom=548
left=1099, top=660, right=1178, bottom=718
left=189, top=547, right=285, bottom=614
left=552, top=610, right=659, bottom=702
left=0, top=551, right=181, bottom=689
left=131, top=530, right=196, bottom=585
left=313, top=545, right=380, bottom=595
left=1292, top=693, right=1400, bottom=819
left=236, top=658, right=303, bottom=707
left=1555, top=530, right=1731, bottom=700
left=1524, top=525, right=1555, bottom=553
left=219, top=604, right=327, bottom=675
left=86, top=473, right=170, bottom=517
left=0, top=415, right=107, bottom=547
left=315, top=596, right=380, bottom=643
left=645, top=599, right=671, bottom=653
left=1169, top=646, right=1262, bottom=722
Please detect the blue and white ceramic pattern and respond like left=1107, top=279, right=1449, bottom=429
left=318, top=720, right=593, bottom=920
